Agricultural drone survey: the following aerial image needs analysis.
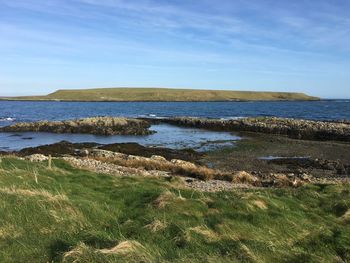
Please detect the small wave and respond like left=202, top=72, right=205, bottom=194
left=138, top=114, right=167, bottom=119
left=220, top=116, right=245, bottom=120
left=0, top=117, right=15, bottom=122
left=138, top=114, right=157, bottom=118
left=334, top=100, right=350, bottom=103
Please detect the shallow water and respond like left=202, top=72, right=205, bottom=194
left=0, top=124, right=240, bottom=152
left=258, top=156, right=310, bottom=160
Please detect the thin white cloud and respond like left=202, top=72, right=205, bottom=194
left=3, top=0, right=350, bottom=53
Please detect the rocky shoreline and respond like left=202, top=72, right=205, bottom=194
left=0, top=116, right=349, bottom=191
left=0, top=117, right=153, bottom=136
left=18, top=146, right=349, bottom=192
left=1, top=136, right=349, bottom=191
left=148, top=117, right=350, bottom=142
left=6, top=139, right=348, bottom=178
left=20, top=149, right=304, bottom=191
left=2, top=116, right=350, bottom=142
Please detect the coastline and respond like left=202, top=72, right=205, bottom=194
left=1, top=115, right=349, bottom=184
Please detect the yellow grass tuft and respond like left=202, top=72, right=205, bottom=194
left=189, top=226, right=220, bottom=242
left=274, top=174, right=292, bottom=188
left=233, top=171, right=261, bottom=186
left=99, top=240, right=144, bottom=255
left=206, top=208, right=220, bottom=215
left=145, top=219, right=167, bottom=232
left=63, top=241, right=151, bottom=262
left=239, top=244, right=260, bottom=262
left=341, top=209, right=350, bottom=223
left=153, top=191, right=178, bottom=208
left=0, top=224, right=22, bottom=239
left=252, top=199, right=268, bottom=210
left=62, top=242, right=90, bottom=261
left=0, top=187, right=68, bottom=202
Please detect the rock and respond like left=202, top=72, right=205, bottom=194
left=25, top=154, right=48, bottom=162
left=233, top=171, right=261, bottom=186
left=62, top=156, right=170, bottom=178
left=301, top=173, right=312, bottom=182
left=100, top=142, right=202, bottom=162
left=18, top=141, right=99, bottom=157
left=0, top=117, right=154, bottom=136
left=150, top=155, right=167, bottom=162
left=183, top=177, right=250, bottom=192
left=292, top=179, right=304, bottom=188
left=127, top=155, right=148, bottom=162
left=89, top=149, right=126, bottom=159
left=152, top=117, right=350, bottom=142
left=78, top=149, right=90, bottom=157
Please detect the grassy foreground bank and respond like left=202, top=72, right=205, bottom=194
left=2, top=88, right=319, bottom=101
left=0, top=157, right=349, bottom=262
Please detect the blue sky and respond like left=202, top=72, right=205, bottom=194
left=0, top=0, right=349, bottom=98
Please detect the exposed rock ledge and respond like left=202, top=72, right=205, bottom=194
left=0, top=117, right=153, bottom=135
left=22, top=150, right=348, bottom=191
left=151, top=117, right=350, bottom=142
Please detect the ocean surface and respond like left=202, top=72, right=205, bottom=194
left=1, top=100, right=350, bottom=124
left=1, top=100, right=349, bottom=151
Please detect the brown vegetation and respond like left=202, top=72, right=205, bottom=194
left=94, top=156, right=217, bottom=181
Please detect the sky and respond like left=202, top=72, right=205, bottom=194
left=0, top=0, right=349, bottom=98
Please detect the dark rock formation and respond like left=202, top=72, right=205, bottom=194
left=17, top=141, right=99, bottom=157
left=152, top=117, right=350, bottom=142
left=0, top=117, right=153, bottom=136
left=16, top=141, right=203, bottom=163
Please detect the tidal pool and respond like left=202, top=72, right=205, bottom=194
left=0, top=124, right=240, bottom=152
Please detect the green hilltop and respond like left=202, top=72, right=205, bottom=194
left=2, top=87, right=319, bottom=101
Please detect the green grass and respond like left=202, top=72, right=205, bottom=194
left=2, top=87, right=319, bottom=101
left=0, top=157, right=349, bottom=262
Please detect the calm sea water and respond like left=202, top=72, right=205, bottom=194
left=0, top=100, right=349, bottom=151
left=0, top=100, right=349, bottom=125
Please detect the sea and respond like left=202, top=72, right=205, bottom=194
left=1, top=100, right=349, bottom=151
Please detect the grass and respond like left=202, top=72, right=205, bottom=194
left=0, top=157, right=349, bottom=262
left=2, top=87, right=319, bottom=101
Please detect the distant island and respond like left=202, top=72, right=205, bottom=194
left=1, top=87, right=320, bottom=101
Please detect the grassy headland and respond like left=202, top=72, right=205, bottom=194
left=0, top=157, right=349, bottom=262
left=1, top=88, right=319, bottom=101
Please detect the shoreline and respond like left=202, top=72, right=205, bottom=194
left=2, top=116, right=350, bottom=142
left=145, top=116, right=350, bottom=142
left=1, top=117, right=349, bottom=188
left=0, top=115, right=349, bottom=190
